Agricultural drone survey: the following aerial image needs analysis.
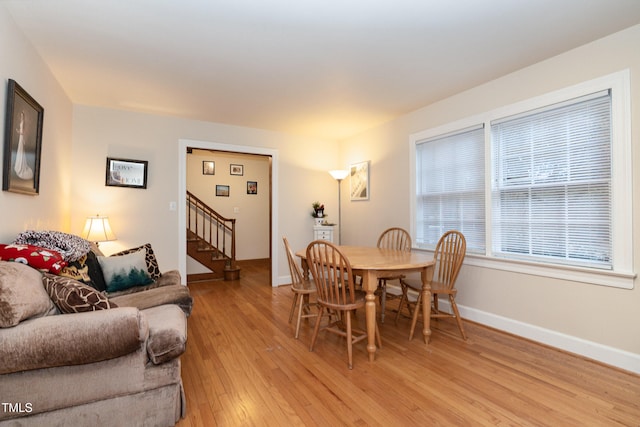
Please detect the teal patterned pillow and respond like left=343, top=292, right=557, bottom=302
left=97, top=250, right=153, bottom=293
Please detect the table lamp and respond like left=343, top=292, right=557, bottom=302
left=82, top=215, right=117, bottom=246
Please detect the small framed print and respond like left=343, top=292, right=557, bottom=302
left=230, top=164, right=243, bottom=176
left=216, top=184, right=230, bottom=197
left=247, top=181, right=257, bottom=194
left=106, top=157, right=148, bottom=189
left=202, top=161, right=215, bottom=175
left=350, top=160, right=369, bottom=201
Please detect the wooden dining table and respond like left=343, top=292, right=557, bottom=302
left=296, top=245, right=436, bottom=362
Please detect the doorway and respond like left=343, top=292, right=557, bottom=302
left=178, top=139, right=279, bottom=287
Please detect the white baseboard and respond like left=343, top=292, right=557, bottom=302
left=439, top=299, right=640, bottom=375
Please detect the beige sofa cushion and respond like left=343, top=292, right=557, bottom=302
left=0, top=261, right=56, bottom=328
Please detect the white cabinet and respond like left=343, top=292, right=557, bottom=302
left=313, top=225, right=334, bottom=243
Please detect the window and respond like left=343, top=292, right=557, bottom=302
left=414, top=125, right=485, bottom=252
left=491, top=91, right=612, bottom=269
left=410, top=71, right=633, bottom=288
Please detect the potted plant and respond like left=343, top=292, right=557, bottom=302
left=311, top=202, right=327, bottom=225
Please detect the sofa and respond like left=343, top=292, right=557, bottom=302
left=0, top=235, right=193, bottom=427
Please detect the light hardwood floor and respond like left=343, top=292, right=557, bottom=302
left=177, top=261, right=640, bottom=426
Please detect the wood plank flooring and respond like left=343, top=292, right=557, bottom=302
left=177, top=261, right=640, bottom=426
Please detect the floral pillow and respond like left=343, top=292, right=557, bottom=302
left=0, top=244, right=67, bottom=274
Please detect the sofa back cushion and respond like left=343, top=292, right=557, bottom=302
left=0, top=261, right=57, bottom=328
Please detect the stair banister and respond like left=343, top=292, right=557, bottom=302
left=186, top=191, right=237, bottom=274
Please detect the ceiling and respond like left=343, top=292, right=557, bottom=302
left=4, top=0, right=640, bottom=141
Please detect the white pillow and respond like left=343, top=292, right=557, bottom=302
left=98, top=250, right=153, bottom=293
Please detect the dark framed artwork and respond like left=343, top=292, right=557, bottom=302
left=230, top=164, right=243, bottom=176
left=2, top=79, right=44, bottom=195
left=202, top=161, right=215, bottom=175
left=247, top=181, right=257, bottom=194
left=216, top=184, right=230, bottom=197
left=105, top=157, right=148, bottom=189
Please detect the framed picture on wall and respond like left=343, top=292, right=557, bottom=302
left=350, top=160, right=369, bottom=201
left=230, top=164, right=243, bottom=176
left=202, top=161, right=215, bottom=175
left=105, top=157, right=148, bottom=189
left=247, top=181, right=257, bottom=194
left=216, top=184, right=230, bottom=197
left=2, top=79, right=44, bottom=195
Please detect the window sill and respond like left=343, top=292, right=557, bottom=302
left=466, top=253, right=635, bottom=289
left=412, top=248, right=635, bottom=289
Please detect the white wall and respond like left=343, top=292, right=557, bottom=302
left=70, top=105, right=339, bottom=283
left=339, top=24, right=640, bottom=371
left=0, top=6, right=73, bottom=242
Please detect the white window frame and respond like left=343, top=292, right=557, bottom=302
left=410, top=70, right=634, bottom=289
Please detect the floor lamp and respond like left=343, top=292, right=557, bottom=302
left=329, top=169, right=349, bottom=245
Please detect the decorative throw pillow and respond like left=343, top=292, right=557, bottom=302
left=0, top=243, right=67, bottom=274
left=98, top=250, right=153, bottom=293
left=111, top=243, right=161, bottom=280
left=59, top=251, right=107, bottom=292
left=0, top=261, right=57, bottom=328
left=42, top=273, right=117, bottom=313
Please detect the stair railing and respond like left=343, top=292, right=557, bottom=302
left=186, top=190, right=237, bottom=271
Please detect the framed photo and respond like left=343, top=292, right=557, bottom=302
left=216, top=184, right=230, bottom=197
left=350, top=160, right=370, bottom=201
left=247, top=181, right=257, bottom=194
left=230, top=164, right=244, bottom=176
left=2, top=79, right=44, bottom=195
left=202, top=161, right=215, bottom=175
left=105, top=157, right=148, bottom=189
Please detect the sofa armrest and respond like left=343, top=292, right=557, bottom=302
left=143, top=304, right=187, bottom=365
left=0, top=307, right=148, bottom=375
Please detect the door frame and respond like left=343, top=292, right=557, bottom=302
left=178, top=139, right=278, bottom=286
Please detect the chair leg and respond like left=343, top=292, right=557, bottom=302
left=408, top=292, right=422, bottom=341
left=380, top=280, right=387, bottom=323
left=288, top=291, right=298, bottom=323
left=345, top=310, right=353, bottom=370
left=449, top=296, right=467, bottom=340
left=394, top=290, right=405, bottom=324
left=433, top=294, right=439, bottom=314
left=294, top=293, right=305, bottom=339
left=309, top=306, right=325, bottom=352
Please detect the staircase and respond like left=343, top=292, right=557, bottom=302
left=186, top=191, right=240, bottom=282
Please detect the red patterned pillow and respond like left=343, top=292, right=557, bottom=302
left=42, top=273, right=117, bottom=313
left=0, top=244, right=67, bottom=274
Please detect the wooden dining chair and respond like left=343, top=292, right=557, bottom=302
left=283, top=237, right=318, bottom=339
left=306, top=240, right=381, bottom=369
left=396, top=230, right=467, bottom=340
left=376, top=227, right=412, bottom=323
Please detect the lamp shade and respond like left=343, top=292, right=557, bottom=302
left=82, top=215, right=116, bottom=243
left=329, top=169, right=349, bottom=181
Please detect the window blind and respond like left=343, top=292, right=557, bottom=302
left=491, top=90, right=612, bottom=268
left=415, top=125, right=485, bottom=251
